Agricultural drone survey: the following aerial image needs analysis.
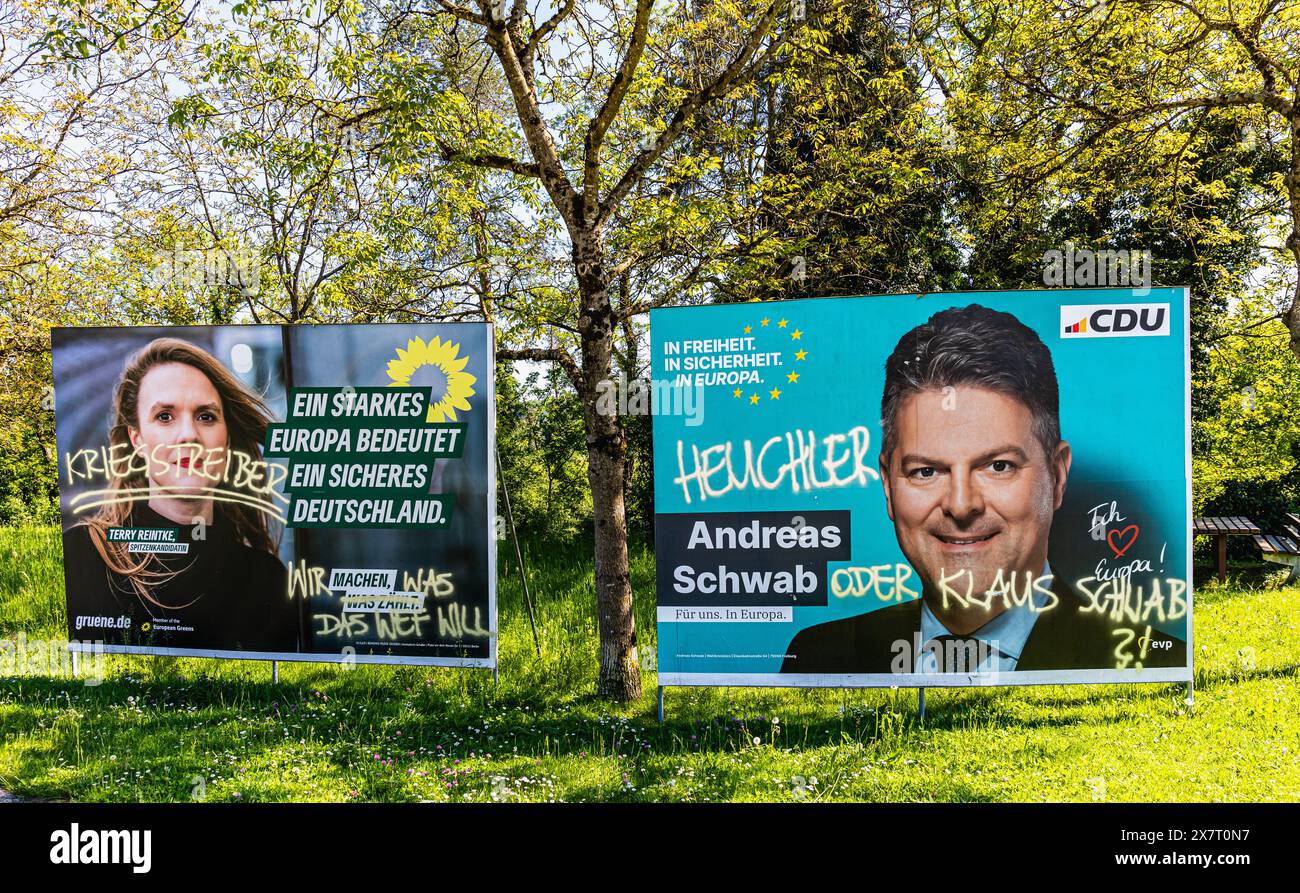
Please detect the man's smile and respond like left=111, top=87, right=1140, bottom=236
left=930, top=530, right=1000, bottom=548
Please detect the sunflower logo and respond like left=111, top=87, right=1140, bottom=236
left=385, top=336, right=477, bottom=422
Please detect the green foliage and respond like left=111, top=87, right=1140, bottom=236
left=725, top=0, right=964, bottom=299
left=0, top=423, right=59, bottom=527
left=495, top=363, right=592, bottom=541
left=2, top=525, right=1298, bottom=802
left=623, top=409, right=655, bottom=543
left=928, top=2, right=1290, bottom=312
left=1193, top=296, right=1300, bottom=552
left=1, top=0, right=1298, bottom=567
left=0, top=528, right=63, bottom=632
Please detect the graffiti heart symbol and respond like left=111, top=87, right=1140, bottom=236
left=1107, top=524, right=1140, bottom=558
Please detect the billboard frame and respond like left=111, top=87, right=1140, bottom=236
left=649, top=287, right=1195, bottom=714
left=52, top=321, right=498, bottom=671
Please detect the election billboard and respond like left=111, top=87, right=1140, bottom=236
left=652, top=289, right=1192, bottom=687
left=52, top=323, right=496, bottom=666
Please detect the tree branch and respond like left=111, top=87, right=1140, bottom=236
left=436, top=139, right=542, bottom=177
left=497, top=345, right=582, bottom=391
left=523, top=0, right=576, bottom=69
left=434, top=0, right=487, bottom=26
left=597, top=0, right=789, bottom=229
left=480, top=10, right=579, bottom=228
left=583, top=0, right=653, bottom=216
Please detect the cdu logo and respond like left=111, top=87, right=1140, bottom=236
left=1060, top=303, right=1170, bottom=338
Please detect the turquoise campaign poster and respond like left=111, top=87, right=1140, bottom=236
left=652, top=289, right=1192, bottom=686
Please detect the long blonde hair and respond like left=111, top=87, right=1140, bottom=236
left=79, top=337, right=280, bottom=608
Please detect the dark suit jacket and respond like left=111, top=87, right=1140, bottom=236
left=780, top=577, right=1186, bottom=674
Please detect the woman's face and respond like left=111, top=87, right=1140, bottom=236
left=128, top=362, right=230, bottom=496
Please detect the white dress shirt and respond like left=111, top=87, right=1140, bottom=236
left=916, top=565, right=1053, bottom=673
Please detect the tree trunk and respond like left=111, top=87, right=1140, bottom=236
left=574, top=230, right=642, bottom=701
left=618, top=280, right=638, bottom=538
left=1286, top=110, right=1300, bottom=361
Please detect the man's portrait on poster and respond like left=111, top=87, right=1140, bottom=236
left=782, top=304, right=1186, bottom=675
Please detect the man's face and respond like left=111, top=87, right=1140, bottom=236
left=881, top=386, right=1070, bottom=602
left=128, top=362, right=230, bottom=497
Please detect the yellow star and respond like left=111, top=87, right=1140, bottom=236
left=769, top=387, right=782, bottom=400
left=778, top=319, right=789, bottom=328
left=749, top=394, right=760, bottom=405
left=743, top=324, right=752, bottom=334
left=791, top=329, right=803, bottom=340
left=733, top=388, right=743, bottom=398
left=761, top=317, right=770, bottom=327
left=787, top=371, right=800, bottom=384
left=795, top=348, right=808, bottom=360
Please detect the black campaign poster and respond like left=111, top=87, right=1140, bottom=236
left=51, top=323, right=496, bottom=666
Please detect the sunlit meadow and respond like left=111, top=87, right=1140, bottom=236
left=1, top=526, right=1298, bottom=802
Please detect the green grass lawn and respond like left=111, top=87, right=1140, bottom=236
left=1, top=525, right=1298, bottom=802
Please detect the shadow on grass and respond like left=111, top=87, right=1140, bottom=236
left=0, top=661, right=1239, bottom=803
left=4, top=530, right=1284, bottom=800
left=1194, top=663, right=1299, bottom=687
left=1192, top=562, right=1295, bottom=602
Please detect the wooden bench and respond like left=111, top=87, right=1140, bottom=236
left=1193, top=516, right=1261, bottom=582
left=1254, top=512, right=1300, bottom=583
